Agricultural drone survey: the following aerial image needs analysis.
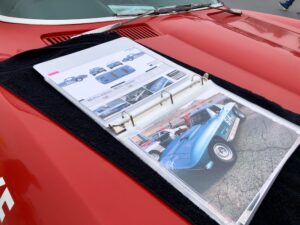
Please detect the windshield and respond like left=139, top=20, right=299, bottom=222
left=0, top=0, right=219, bottom=20
left=190, top=109, right=211, bottom=126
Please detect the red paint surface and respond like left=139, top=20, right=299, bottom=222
left=1, top=9, right=300, bottom=224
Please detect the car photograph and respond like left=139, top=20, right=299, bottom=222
left=58, top=74, right=88, bottom=87
left=145, top=77, right=173, bottom=93
left=160, top=102, right=244, bottom=170
left=122, top=51, right=145, bottom=62
left=1, top=0, right=300, bottom=225
left=131, top=91, right=299, bottom=224
left=150, top=130, right=174, bottom=148
left=96, top=65, right=136, bottom=84
left=106, top=61, right=123, bottom=69
left=164, top=125, right=189, bottom=139
left=94, top=98, right=130, bottom=119
left=89, top=67, right=107, bottom=76
left=135, top=134, right=165, bottom=160
left=124, top=87, right=153, bottom=104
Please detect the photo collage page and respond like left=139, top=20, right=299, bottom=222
left=130, top=87, right=300, bottom=224
left=46, top=47, right=189, bottom=122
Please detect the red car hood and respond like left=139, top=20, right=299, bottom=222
left=0, top=9, right=300, bottom=225
left=135, top=10, right=300, bottom=113
left=1, top=9, right=300, bottom=113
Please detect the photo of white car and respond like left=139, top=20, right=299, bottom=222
left=124, top=87, right=153, bottom=104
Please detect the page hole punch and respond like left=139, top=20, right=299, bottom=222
left=160, top=90, right=174, bottom=105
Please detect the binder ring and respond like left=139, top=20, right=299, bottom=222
left=121, top=111, right=135, bottom=127
left=191, top=73, right=209, bottom=86
left=160, top=90, right=174, bottom=104
left=202, top=73, right=209, bottom=84
left=191, top=74, right=202, bottom=87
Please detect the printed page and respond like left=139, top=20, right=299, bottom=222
left=34, top=37, right=195, bottom=127
left=122, top=84, right=300, bottom=225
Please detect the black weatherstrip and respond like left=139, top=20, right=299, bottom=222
left=0, top=33, right=299, bottom=225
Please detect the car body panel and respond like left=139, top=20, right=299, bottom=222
left=151, top=130, right=173, bottom=148
left=0, top=86, right=187, bottom=225
left=1, top=7, right=300, bottom=225
left=1, top=10, right=300, bottom=111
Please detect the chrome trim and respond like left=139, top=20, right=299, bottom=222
left=227, top=118, right=240, bottom=142
left=0, top=3, right=222, bottom=25
left=0, top=15, right=131, bottom=25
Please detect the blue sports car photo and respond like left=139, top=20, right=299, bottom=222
left=159, top=102, right=246, bottom=170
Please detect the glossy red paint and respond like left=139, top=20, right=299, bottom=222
left=1, top=8, right=300, bottom=225
left=0, top=87, right=188, bottom=225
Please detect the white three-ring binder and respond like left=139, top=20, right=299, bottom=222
left=34, top=37, right=300, bottom=225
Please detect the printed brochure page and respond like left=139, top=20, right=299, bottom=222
left=34, top=37, right=194, bottom=126
left=122, top=85, right=300, bottom=225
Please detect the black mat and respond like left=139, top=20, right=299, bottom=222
left=0, top=33, right=299, bottom=225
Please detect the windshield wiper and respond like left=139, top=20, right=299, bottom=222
left=116, top=3, right=212, bottom=17
left=116, top=2, right=241, bottom=16
left=77, top=3, right=242, bottom=36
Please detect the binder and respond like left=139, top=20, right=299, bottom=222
left=109, top=72, right=210, bottom=134
left=33, top=37, right=300, bottom=225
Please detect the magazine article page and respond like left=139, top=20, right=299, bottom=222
left=127, top=86, right=300, bottom=225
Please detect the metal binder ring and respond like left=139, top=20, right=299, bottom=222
left=191, top=74, right=202, bottom=87
left=202, top=73, right=209, bottom=84
left=121, top=111, right=135, bottom=127
left=160, top=90, right=174, bottom=104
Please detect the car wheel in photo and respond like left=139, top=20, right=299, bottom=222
left=149, top=150, right=161, bottom=161
left=209, top=138, right=237, bottom=164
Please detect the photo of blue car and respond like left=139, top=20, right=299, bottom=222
left=107, top=61, right=123, bottom=69
left=130, top=91, right=299, bottom=222
left=122, top=52, right=145, bottom=62
left=58, top=74, right=88, bottom=87
left=89, top=67, right=106, bottom=76
left=159, top=102, right=246, bottom=170
left=96, top=65, right=136, bottom=84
